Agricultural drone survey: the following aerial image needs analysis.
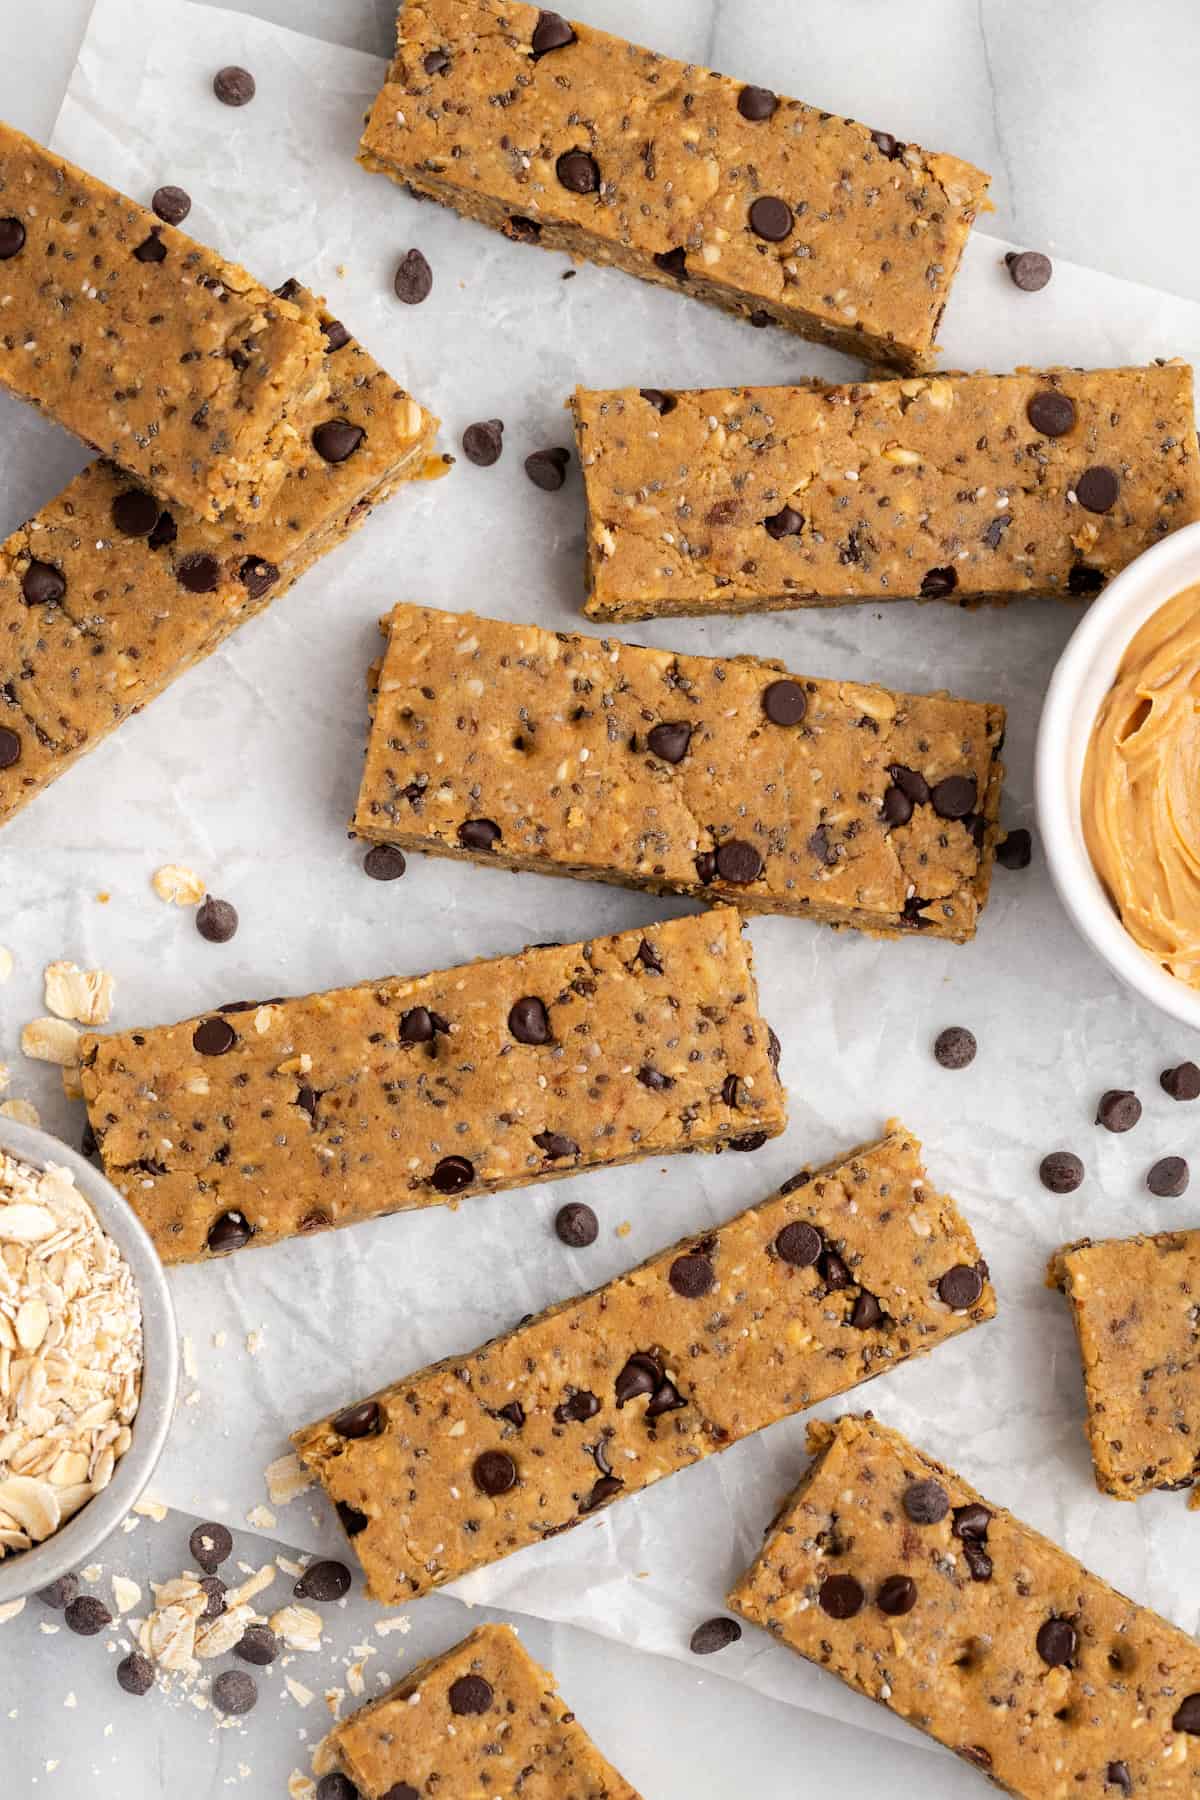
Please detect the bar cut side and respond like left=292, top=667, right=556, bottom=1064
left=354, top=602, right=1005, bottom=943
left=359, top=0, right=989, bottom=373
left=573, top=365, right=1200, bottom=620
left=293, top=1125, right=993, bottom=1602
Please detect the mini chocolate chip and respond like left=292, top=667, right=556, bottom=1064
left=313, top=421, right=365, bottom=464
left=458, top=817, right=501, bottom=850
left=877, top=1575, right=917, bottom=1617
left=715, top=840, right=763, bottom=884
left=235, top=1624, right=279, bottom=1666
left=364, top=843, right=406, bottom=881
left=640, top=388, right=678, bottom=414
left=116, top=1651, right=155, bottom=1696
left=333, top=1401, right=382, bottom=1439
left=939, top=1264, right=984, bottom=1309
left=295, top=1559, right=352, bottom=1602
left=934, top=1026, right=976, bottom=1070
left=176, top=552, right=221, bottom=594
left=194, top=1016, right=236, bottom=1056
left=996, top=828, right=1032, bottom=869
left=65, top=1596, right=112, bottom=1636
left=1027, top=390, right=1076, bottom=437
left=1162, top=1061, right=1200, bottom=1102
left=22, top=560, right=66, bottom=605
left=647, top=721, right=692, bottom=763
left=206, top=1210, right=252, bottom=1254
left=0, top=218, right=26, bottom=258
left=920, top=566, right=958, bottom=599
left=525, top=447, right=571, bottom=491
left=189, top=1521, right=233, bottom=1573
left=749, top=196, right=793, bottom=241
left=870, top=129, right=904, bottom=159
left=654, top=246, right=688, bottom=278
left=213, top=1670, right=257, bottom=1716
left=213, top=66, right=256, bottom=107
left=198, top=1575, right=226, bottom=1619
left=615, top=1353, right=661, bottom=1406
left=535, top=1131, right=580, bottom=1160
left=763, top=505, right=803, bottom=539
left=196, top=895, right=238, bottom=943
left=930, top=773, right=977, bottom=820
left=37, top=1574, right=80, bottom=1609
left=238, top=556, right=278, bottom=598
left=1005, top=249, right=1052, bottom=291
left=152, top=185, right=191, bottom=225
left=882, top=786, right=913, bottom=825
left=509, top=996, right=551, bottom=1044
left=1148, top=1156, right=1189, bottom=1198
left=111, top=489, right=160, bottom=536
left=555, top=1202, right=598, bottom=1247
left=1036, top=1617, right=1077, bottom=1667
left=1174, top=1694, right=1200, bottom=1734
left=818, top=1574, right=864, bottom=1619
left=669, top=1253, right=714, bottom=1298
left=133, top=230, right=167, bottom=264
left=690, top=1616, right=742, bottom=1654
left=322, top=319, right=351, bottom=351
left=1096, top=1088, right=1141, bottom=1133
left=1040, top=1150, right=1084, bottom=1193
left=737, top=85, right=778, bottom=121
left=0, top=728, right=19, bottom=769
left=556, top=150, right=600, bottom=194
left=423, top=47, right=451, bottom=74
left=394, top=248, right=433, bottom=304
left=462, top=419, right=504, bottom=466
left=762, top=679, right=806, bottom=726
left=637, top=1065, right=674, bottom=1092
left=450, top=1673, right=494, bottom=1715
left=531, top=10, right=576, bottom=55
left=336, top=1501, right=369, bottom=1536
left=1068, top=562, right=1106, bottom=596
left=903, top=1479, right=949, bottom=1525
left=850, top=1290, right=884, bottom=1329
left=635, top=939, right=664, bottom=973
left=775, top=1221, right=822, bottom=1267
left=1105, top=1764, right=1132, bottom=1795
left=432, top=1155, right=474, bottom=1195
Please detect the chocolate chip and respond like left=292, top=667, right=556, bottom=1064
left=21, top=560, right=65, bottom=605
left=749, top=196, right=793, bottom=241
left=496, top=1402, right=525, bottom=1428
left=509, top=996, right=551, bottom=1044
left=654, top=246, right=688, bottom=278
left=363, top=844, right=406, bottom=881
left=535, top=1132, right=580, bottom=1160
left=934, top=1026, right=976, bottom=1070
left=37, top=1574, right=80, bottom=1609
left=882, top=785, right=913, bottom=826
left=458, top=817, right=501, bottom=850
left=238, top=556, right=278, bottom=598
left=890, top=765, right=931, bottom=806
left=870, top=129, right=904, bottom=159
left=919, top=566, right=958, bottom=599
left=737, top=85, right=778, bottom=121
left=313, top=421, right=365, bottom=464
left=116, top=1651, right=155, bottom=1696
left=1096, top=1088, right=1141, bottom=1133
left=821, top=1249, right=851, bottom=1289
left=1068, top=562, right=1105, bottom=596
left=431, top=1155, right=474, bottom=1195
left=903, top=1479, right=949, bottom=1525
left=647, top=721, right=692, bottom=762
left=111, top=489, right=161, bottom=536
left=394, top=248, right=432, bottom=304
left=554, top=1389, right=600, bottom=1423
left=1148, top=1156, right=1189, bottom=1198
left=555, top=1202, right=597, bottom=1247
left=669, top=1253, right=714, bottom=1298
left=176, top=551, right=221, bottom=594
left=635, top=939, right=664, bottom=973
left=1161, top=1061, right=1200, bottom=1101
left=194, top=1016, right=236, bottom=1056
left=196, top=896, right=238, bottom=943
left=775, top=1221, right=822, bottom=1267
left=690, top=1616, right=742, bottom=1654
left=65, top=1596, right=112, bottom=1636
left=198, top=1575, right=226, bottom=1619
left=379, top=1786, right=416, bottom=1800
left=819, top=1574, right=864, bottom=1619
left=0, top=218, right=26, bottom=259
left=1174, top=1694, right=1200, bottom=1734
left=206, top=1210, right=252, bottom=1254
left=235, top=1624, right=279, bottom=1666
left=1105, top=1764, right=1132, bottom=1795
left=1040, top=1150, right=1084, bottom=1193
left=729, top=1132, right=769, bottom=1152
left=333, top=1401, right=382, bottom=1439
left=850, top=1290, right=884, bottom=1329
left=152, top=185, right=191, bottom=225
left=615, top=1353, right=661, bottom=1406
left=449, top=1674, right=494, bottom=1715
left=930, top=773, right=977, bottom=820
left=0, top=728, right=20, bottom=769
left=295, top=1559, right=351, bottom=1602
left=400, top=1006, right=437, bottom=1043
left=322, top=319, right=351, bottom=351
left=212, top=1670, right=257, bottom=1716
left=213, top=66, right=256, bottom=107
left=952, top=1503, right=992, bottom=1542
left=463, top=419, right=504, bottom=466
left=556, top=150, right=600, bottom=194
left=506, top=214, right=542, bottom=244
left=423, top=47, right=451, bottom=74
left=148, top=511, right=177, bottom=550
left=877, top=1575, right=917, bottom=1617
left=336, top=1501, right=369, bottom=1536
left=715, top=839, right=763, bottom=884
left=1036, top=1617, right=1077, bottom=1667
left=1026, top=390, right=1076, bottom=437
left=531, top=10, right=576, bottom=55
left=582, top=1474, right=623, bottom=1511
left=763, top=505, right=803, bottom=539
left=1005, top=249, right=1052, bottom=291
left=525, top=447, right=571, bottom=491
left=996, top=828, right=1032, bottom=870
left=189, top=1521, right=233, bottom=1573
left=762, top=679, right=806, bottom=726
left=637, top=1065, right=673, bottom=1092
left=1077, top=464, right=1120, bottom=514
left=640, top=388, right=677, bottom=414
left=133, top=230, right=167, bottom=264
left=939, top=1264, right=984, bottom=1309
left=646, top=1377, right=685, bottom=1417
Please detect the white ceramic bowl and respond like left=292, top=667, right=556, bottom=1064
left=1037, top=517, right=1200, bottom=1031
left=0, top=1117, right=178, bottom=1606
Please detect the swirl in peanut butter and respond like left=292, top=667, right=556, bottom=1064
left=1083, top=582, right=1200, bottom=985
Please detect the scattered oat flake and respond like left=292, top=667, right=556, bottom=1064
left=245, top=1329, right=264, bottom=1356
left=0, top=1598, right=25, bottom=1623
left=286, top=1677, right=315, bottom=1708
left=616, top=1220, right=632, bottom=1237
left=246, top=1504, right=276, bottom=1531
left=60, top=1064, right=84, bottom=1101
left=277, top=1555, right=304, bottom=1579
left=289, top=1774, right=317, bottom=1800
left=0, top=1099, right=39, bottom=1127
left=112, top=1576, right=141, bottom=1615
left=43, top=960, right=115, bottom=1025
left=133, top=1495, right=167, bottom=1522
left=0, top=948, right=11, bottom=984
left=82, top=1564, right=102, bottom=1583
left=265, top=1452, right=313, bottom=1507
left=271, top=1604, right=322, bottom=1653
left=20, top=1017, right=81, bottom=1066
left=374, top=1616, right=411, bottom=1636
left=182, top=1336, right=197, bottom=1380
left=63, top=1693, right=76, bottom=1709
left=152, top=864, right=205, bottom=905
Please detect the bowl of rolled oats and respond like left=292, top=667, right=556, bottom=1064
left=0, top=1115, right=178, bottom=1605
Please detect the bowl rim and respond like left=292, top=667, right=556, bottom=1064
left=1036, top=516, right=1200, bottom=1033
left=0, top=1116, right=178, bottom=1606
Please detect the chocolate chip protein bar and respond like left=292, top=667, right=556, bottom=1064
left=359, top=2, right=989, bottom=373
left=292, top=1125, right=993, bottom=1602
left=1050, top=1230, right=1200, bottom=1504
left=730, top=1413, right=1200, bottom=1796
left=0, top=286, right=438, bottom=830
left=0, top=122, right=328, bottom=521
left=312, top=1623, right=641, bottom=1798
left=573, top=364, right=1200, bottom=620
left=79, top=908, right=784, bottom=1265
left=354, top=603, right=1005, bottom=942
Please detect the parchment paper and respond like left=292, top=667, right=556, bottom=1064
left=4, top=0, right=1200, bottom=1744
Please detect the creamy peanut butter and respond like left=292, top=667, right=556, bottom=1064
left=1083, top=582, right=1200, bottom=983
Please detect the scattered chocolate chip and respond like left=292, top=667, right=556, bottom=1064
left=189, top=1521, right=233, bottom=1573
left=313, top=420, right=365, bottom=464
left=238, top=556, right=278, bottom=598
left=431, top=1155, right=474, bottom=1195
left=449, top=1673, right=494, bottom=1715
left=1076, top=465, right=1120, bottom=514
left=509, top=996, right=551, bottom=1044
left=196, top=895, right=238, bottom=943
left=423, top=47, right=451, bottom=75
left=1040, top=1150, right=1084, bottom=1193
left=212, top=1669, right=257, bottom=1716
left=715, top=839, right=763, bottom=884
left=21, top=560, right=66, bottom=605
left=647, top=721, right=692, bottom=763
left=394, top=248, right=433, bottom=305
left=116, top=1651, right=155, bottom=1696
left=111, top=488, right=161, bottom=536
left=654, top=246, right=689, bottom=278
left=322, top=319, right=351, bottom=351
left=938, top=1264, right=984, bottom=1309
left=534, top=1131, right=579, bottom=1160
left=819, top=1574, right=864, bottom=1619
left=690, top=1616, right=742, bottom=1655
left=903, top=1479, right=949, bottom=1525
left=850, top=1290, right=884, bottom=1329
left=463, top=419, right=504, bottom=466
left=669, top=1253, right=714, bottom=1298
left=877, top=1575, right=918, bottom=1617
left=133, top=230, right=167, bottom=264
left=1148, top=1156, right=1189, bottom=1198
left=1036, top=1617, right=1077, bottom=1667
left=1026, top=390, right=1076, bottom=437
left=363, top=843, right=406, bottom=881
left=1005, top=249, right=1052, bottom=291
left=65, top=1595, right=112, bottom=1636
left=1175, top=1694, right=1200, bottom=1734
left=213, top=65, right=256, bottom=107
left=295, top=1559, right=352, bottom=1602
left=206, top=1210, right=252, bottom=1255
left=762, top=679, right=806, bottom=726
left=152, top=185, right=191, bottom=225
left=749, top=196, right=793, bottom=241
left=737, top=85, right=778, bottom=121
left=555, top=1202, right=598, bottom=1247
left=333, top=1401, right=382, bottom=1439
left=763, top=505, right=803, bottom=539
left=996, top=828, right=1032, bottom=870
left=556, top=150, right=600, bottom=194
left=37, top=1574, right=80, bottom=1609
left=336, top=1501, right=369, bottom=1537
left=198, top=1575, right=226, bottom=1619
left=525, top=447, right=571, bottom=491
left=0, top=728, right=20, bottom=769
left=934, top=1026, right=976, bottom=1070
left=1096, top=1088, right=1141, bottom=1133
left=176, top=551, right=221, bottom=594
left=640, top=388, right=678, bottom=415
left=1105, top=1764, right=1132, bottom=1796
left=930, top=773, right=977, bottom=820
left=235, top=1623, right=279, bottom=1666
left=194, top=1016, right=236, bottom=1056
left=774, top=1221, right=822, bottom=1267
left=1068, top=562, right=1105, bottom=596
left=531, top=10, right=576, bottom=55
left=0, top=218, right=26, bottom=259
left=870, top=129, right=904, bottom=159
left=1162, top=1061, right=1200, bottom=1102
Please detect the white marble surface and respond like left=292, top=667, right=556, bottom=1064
left=3, top=3, right=1200, bottom=1797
